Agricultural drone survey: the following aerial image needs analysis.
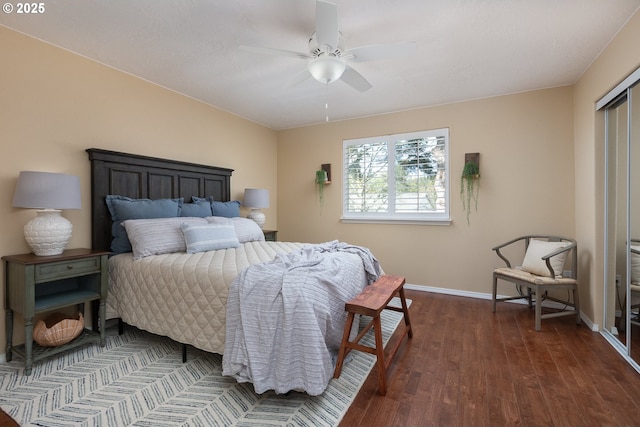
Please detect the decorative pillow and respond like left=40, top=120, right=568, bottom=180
left=192, top=196, right=241, bottom=218
left=206, top=216, right=232, bottom=225
left=180, top=223, right=240, bottom=253
left=207, top=216, right=265, bottom=243
left=106, top=195, right=183, bottom=253
left=180, top=200, right=213, bottom=217
left=521, top=239, right=571, bottom=277
left=631, top=245, right=640, bottom=284
left=213, top=200, right=241, bottom=217
left=231, top=217, right=265, bottom=242
left=192, top=196, right=213, bottom=203
left=122, top=217, right=207, bottom=259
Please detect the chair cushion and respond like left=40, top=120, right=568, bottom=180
left=494, top=267, right=577, bottom=285
left=521, top=239, right=570, bottom=277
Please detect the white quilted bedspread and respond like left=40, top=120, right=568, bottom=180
left=107, top=241, right=305, bottom=354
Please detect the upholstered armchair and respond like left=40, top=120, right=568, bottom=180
left=492, top=235, right=580, bottom=331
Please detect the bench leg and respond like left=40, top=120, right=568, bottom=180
left=334, top=312, right=356, bottom=378
left=373, top=315, right=387, bottom=395
left=399, top=287, right=413, bottom=338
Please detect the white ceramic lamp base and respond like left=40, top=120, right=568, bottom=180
left=24, top=209, right=73, bottom=256
left=247, top=209, right=266, bottom=229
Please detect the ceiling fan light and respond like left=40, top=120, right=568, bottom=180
left=308, top=56, right=346, bottom=84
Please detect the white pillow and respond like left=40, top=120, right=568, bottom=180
left=206, top=216, right=265, bottom=243
left=631, top=245, right=640, bottom=284
left=521, top=239, right=571, bottom=277
left=122, top=217, right=207, bottom=259
left=181, top=223, right=240, bottom=253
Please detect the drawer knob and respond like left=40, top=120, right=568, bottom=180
left=67, top=265, right=74, bottom=270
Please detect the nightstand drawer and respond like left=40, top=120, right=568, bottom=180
left=35, top=257, right=102, bottom=282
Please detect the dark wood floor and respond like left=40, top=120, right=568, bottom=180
left=3, top=290, right=639, bottom=426
left=341, top=290, right=640, bottom=427
left=0, top=410, right=18, bottom=427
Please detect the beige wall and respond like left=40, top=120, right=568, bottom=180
left=277, top=87, right=576, bottom=294
left=0, top=27, right=278, bottom=346
left=573, top=10, right=640, bottom=328
left=276, top=8, right=640, bottom=329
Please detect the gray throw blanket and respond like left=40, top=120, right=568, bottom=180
left=222, top=241, right=381, bottom=395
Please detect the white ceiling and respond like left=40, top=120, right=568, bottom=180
left=2, top=0, right=639, bottom=130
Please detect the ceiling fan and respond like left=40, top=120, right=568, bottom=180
left=241, top=0, right=416, bottom=92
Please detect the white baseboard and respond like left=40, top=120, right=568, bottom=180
left=404, top=283, right=596, bottom=330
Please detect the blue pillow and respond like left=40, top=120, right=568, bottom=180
left=180, top=200, right=213, bottom=217
left=192, top=196, right=213, bottom=203
left=105, top=195, right=183, bottom=253
left=192, top=196, right=241, bottom=218
left=212, top=200, right=241, bottom=218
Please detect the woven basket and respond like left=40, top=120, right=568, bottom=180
left=33, top=312, right=84, bottom=347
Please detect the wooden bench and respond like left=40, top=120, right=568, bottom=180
left=333, top=275, right=412, bottom=395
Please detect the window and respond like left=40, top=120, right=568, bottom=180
left=342, top=128, right=450, bottom=224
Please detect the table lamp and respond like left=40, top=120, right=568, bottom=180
left=243, top=188, right=269, bottom=228
left=12, top=171, right=81, bottom=256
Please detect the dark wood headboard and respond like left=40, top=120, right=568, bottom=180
left=87, top=148, right=233, bottom=252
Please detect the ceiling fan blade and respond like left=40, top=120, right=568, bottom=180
left=240, top=45, right=313, bottom=60
left=343, top=41, right=417, bottom=62
left=287, top=68, right=312, bottom=88
left=315, top=0, right=339, bottom=49
left=340, top=65, right=372, bottom=92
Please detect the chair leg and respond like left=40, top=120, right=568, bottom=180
left=534, top=284, right=542, bottom=331
left=573, top=286, right=581, bottom=325
left=492, top=275, right=498, bottom=313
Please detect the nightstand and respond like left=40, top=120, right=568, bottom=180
left=263, top=230, right=278, bottom=241
left=3, top=248, right=109, bottom=375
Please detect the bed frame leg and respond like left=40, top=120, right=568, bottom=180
left=182, top=344, right=187, bottom=363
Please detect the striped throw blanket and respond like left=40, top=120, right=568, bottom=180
left=222, top=241, right=381, bottom=395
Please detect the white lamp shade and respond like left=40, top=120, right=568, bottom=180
left=12, top=171, right=81, bottom=256
left=12, top=171, right=81, bottom=209
left=243, top=188, right=270, bottom=209
left=308, top=56, right=346, bottom=84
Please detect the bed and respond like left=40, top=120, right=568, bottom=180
left=87, top=148, right=380, bottom=395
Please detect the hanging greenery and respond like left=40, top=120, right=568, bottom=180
left=460, top=161, right=480, bottom=225
left=316, top=170, right=328, bottom=207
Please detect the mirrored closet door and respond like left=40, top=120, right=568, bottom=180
left=601, top=69, right=640, bottom=368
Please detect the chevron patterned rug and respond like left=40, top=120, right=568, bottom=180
left=0, top=303, right=408, bottom=427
